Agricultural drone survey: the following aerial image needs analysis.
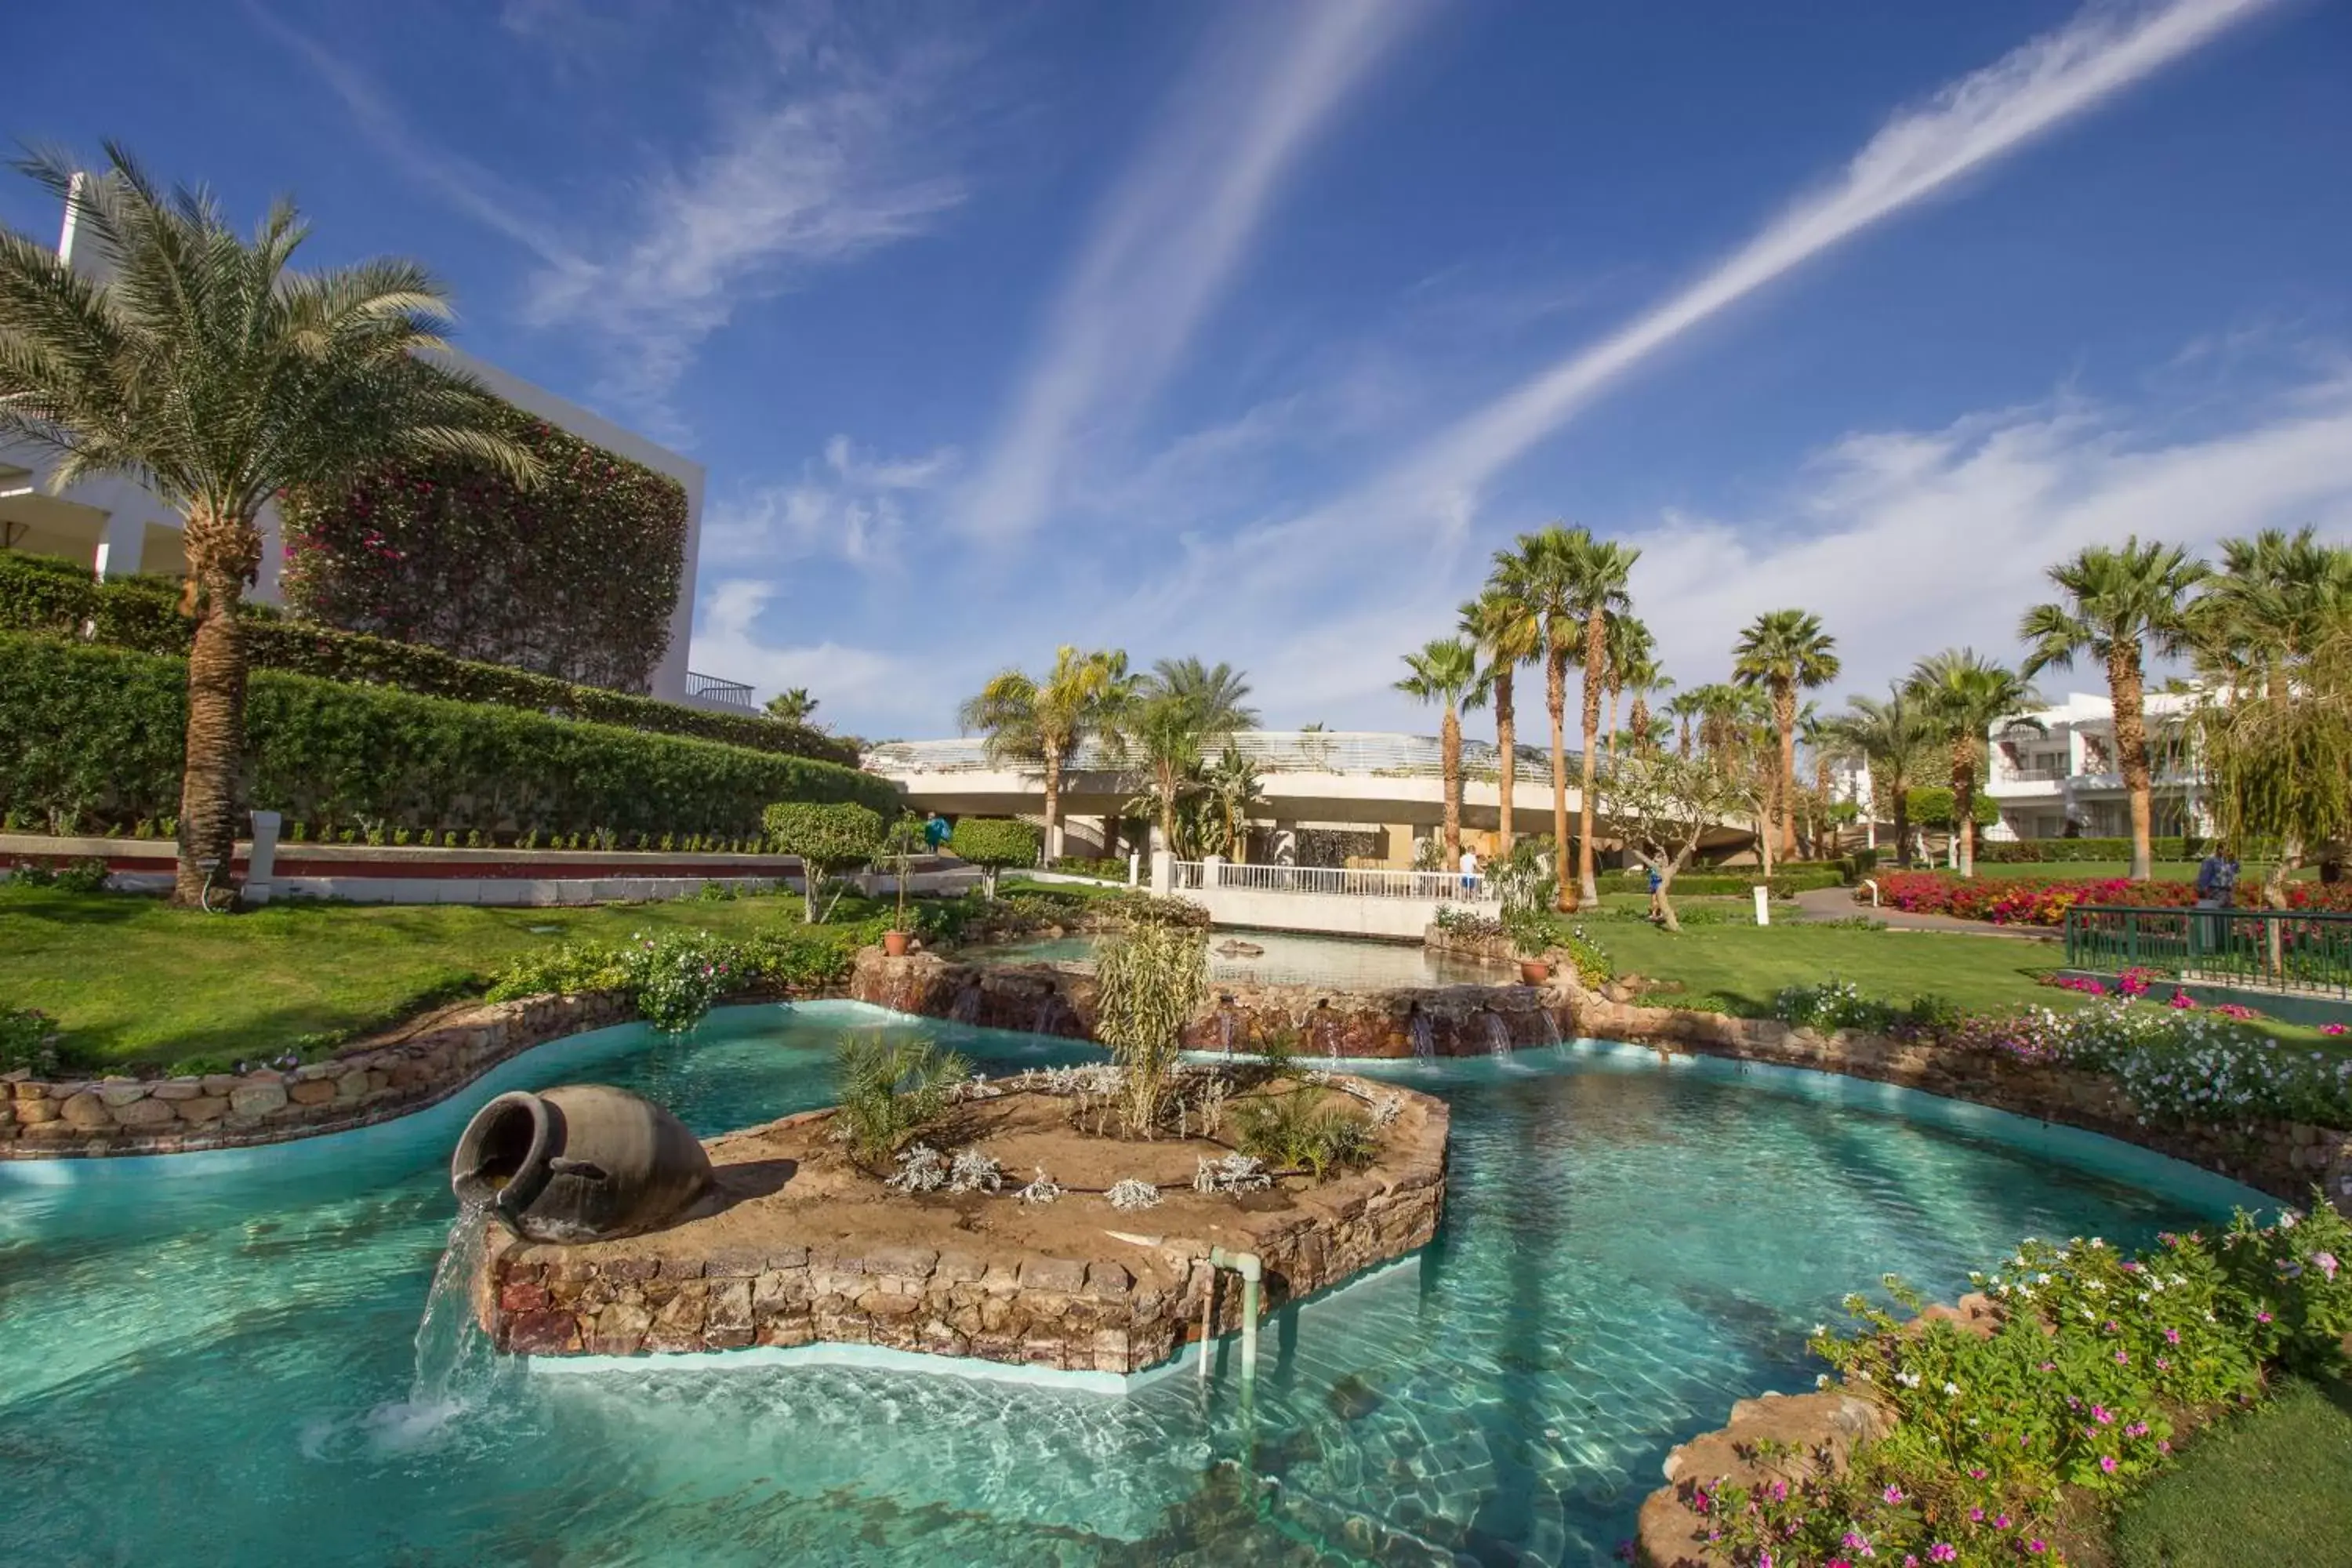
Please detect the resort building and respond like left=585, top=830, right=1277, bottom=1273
left=1981, top=689, right=2209, bottom=843
left=0, top=184, right=746, bottom=713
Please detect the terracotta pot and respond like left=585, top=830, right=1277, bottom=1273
left=882, top=929, right=913, bottom=957
left=1519, top=958, right=1552, bottom=985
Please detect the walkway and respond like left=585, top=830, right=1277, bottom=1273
left=1788, top=884, right=2057, bottom=940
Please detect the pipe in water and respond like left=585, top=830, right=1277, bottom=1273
left=1209, top=1247, right=1263, bottom=1383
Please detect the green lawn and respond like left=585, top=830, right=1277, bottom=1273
left=1573, top=916, right=2074, bottom=1017
left=2109, top=1373, right=2352, bottom=1568
left=1, top=884, right=822, bottom=1070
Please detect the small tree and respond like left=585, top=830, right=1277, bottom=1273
left=877, top=813, right=927, bottom=932
left=1093, top=918, right=1209, bottom=1138
left=763, top=800, right=884, bottom=922
left=949, top=817, right=1041, bottom=900
left=1611, top=752, right=1744, bottom=933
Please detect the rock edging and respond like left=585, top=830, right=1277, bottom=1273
left=1, top=992, right=637, bottom=1159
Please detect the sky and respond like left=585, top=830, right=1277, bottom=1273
left=8, top=0, right=2350, bottom=740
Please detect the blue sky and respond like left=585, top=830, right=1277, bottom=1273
left=9, top=0, right=2350, bottom=739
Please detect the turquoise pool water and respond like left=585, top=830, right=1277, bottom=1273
left=970, top=927, right=1506, bottom=989
left=0, top=1001, right=2266, bottom=1566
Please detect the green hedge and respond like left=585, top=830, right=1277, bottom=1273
left=1976, top=836, right=2198, bottom=863
left=1614, top=866, right=1846, bottom=897
left=0, top=632, right=898, bottom=840
left=0, top=553, right=853, bottom=766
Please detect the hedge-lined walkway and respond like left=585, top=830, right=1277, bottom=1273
left=1, top=886, right=850, bottom=1073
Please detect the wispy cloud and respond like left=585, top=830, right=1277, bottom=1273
left=1202, top=0, right=2278, bottom=586
left=689, top=579, right=929, bottom=726
left=256, top=2, right=973, bottom=430
left=522, top=12, right=972, bottom=422
left=701, top=434, right=956, bottom=572
left=958, top=0, right=1430, bottom=541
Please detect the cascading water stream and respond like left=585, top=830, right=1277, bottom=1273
left=1406, top=1014, right=1436, bottom=1063
left=397, top=1201, right=497, bottom=1435
left=1481, top=1013, right=1512, bottom=1057
left=1536, top=1010, right=1562, bottom=1047
left=949, top=984, right=982, bottom=1025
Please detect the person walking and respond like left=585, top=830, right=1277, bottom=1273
left=1646, top=861, right=1665, bottom=924
left=2191, top=842, right=2238, bottom=960
left=1459, top=845, right=1481, bottom=895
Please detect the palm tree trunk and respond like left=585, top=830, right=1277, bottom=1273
left=2109, top=646, right=2154, bottom=883
left=1889, top=771, right=1911, bottom=869
left=173, top=554, right=252, bottom=908
left=1441, top=707, right=1463, bottom=869
left=1775, top=682, right=1798, bottom=860
left=1158, top=764, right=1178, bottom=851
left=1952, top=742, right=1978, bottom=879
left=1548, top=634, right=1571, bottom=912
left=1679, top=714, right=1692, bottom=757
left=1494, top=670, right=1515, bottom=850
left=1577, top=612, right=1606, bottom=906
left=1042, top=744, right=1063, bottom=865
left=1605, top=685, right=1621, bottom=762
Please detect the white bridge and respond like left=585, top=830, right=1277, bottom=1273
left=1154, top=854, right=1495, bottom=939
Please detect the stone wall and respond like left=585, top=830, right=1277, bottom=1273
left=1568, top=982, right=2352, bottom=1210
left=852, top=947, right=1571, bottom=1059
left=481, top=1081, right=1451, bottom=1375
left=1, top=992, right=637, bottom=1158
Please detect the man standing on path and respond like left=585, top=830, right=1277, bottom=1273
left=2192, top=842, right=2238, bottom=956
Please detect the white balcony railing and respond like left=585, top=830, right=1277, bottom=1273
left=1180, top=860, right=1498, bottom=902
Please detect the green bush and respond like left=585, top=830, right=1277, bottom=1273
left=0, top=632, right=894, bottom=840
left=762, top=800, right=887, bottom=922
left=830, top=1035, right=971, bottom=1163
left=951, top=818, right=1043, bottom=898
left=1906, top=784, right=2002, bottom=829
left=1976, top=835, right=2199, bottom=864
left=1613, top=866, right=1845, bottom=896
left=1, top=1007, right=60, bottom=1074
left=0, top=553, right=852, bottom=765
left=1232, top=1087, right=1378, bottom=1179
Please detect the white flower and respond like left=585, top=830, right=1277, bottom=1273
left=1895, top=1371, right=1921, bottom=1388
left=1816, top=1373, right=1831, bottom=1389
left=1943, top=1381, right=1961, bottom=1397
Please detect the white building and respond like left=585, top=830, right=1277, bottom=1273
left=0, top=187, right=748, bottom=713
left=1982, top=689, right=2209, bottom=843
left=1827, top=690, right=2212, bottom=846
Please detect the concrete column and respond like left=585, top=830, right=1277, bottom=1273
left=93, top=511, right=144, bottom=579
left=1127, top=851, right=1141, bottom=887
left=1203, top=855, right=1225, bottom=888
left=245, top=811, right=282, bottom=906
left=1150, top=850, right=1174, bottom=896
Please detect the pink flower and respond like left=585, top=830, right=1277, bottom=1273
left=2114, top=1348, right=2130, bottom=1365
left=2091, top=1404, right=2114, bottom=1425
left=2318, top=1252, right=2340, bottom=1281
left=1930, top=1548, right=1958, bottom=1564
left=2167, top=990, right=2197, bottom=1010
left=1994, top=1515, right=2013, bottom=1530
left=2100, top=1455, right=2119, bottom=1474
left=2321, top=1022, right=2348, bottom=1036
left=1883, top=1485, right=1906, bottom=1504
left=2027, top=1539, right=2049, bottom=1554
left=2257, top=1310, right=2274, bottom=1324
left=2164, top=1327, right=2180, bottom=1345
left=2126, top=1421, right=2150, bottom=1438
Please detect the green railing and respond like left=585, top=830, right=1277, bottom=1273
left=2063, top=905, right=2352, bottom=999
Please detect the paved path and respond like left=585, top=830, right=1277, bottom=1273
left=1788, top=884, right=2057, bottom=941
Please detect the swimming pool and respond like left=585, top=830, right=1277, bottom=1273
left=969, top=927, right=1508, bottom=989
left=0, top=1001, right=2263, bottom=1565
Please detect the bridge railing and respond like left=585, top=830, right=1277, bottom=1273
left=2062, top=904, right=2352, bottom=998
left=1179, top=859, right=1498, bottom=902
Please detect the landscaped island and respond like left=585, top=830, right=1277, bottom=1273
left=475, top=1067, right=1449, bottom=1374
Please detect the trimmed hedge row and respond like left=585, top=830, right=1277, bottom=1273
left=0, top=632, right=898, bottom=840
left=1976, top=835, right=2198, bottom=863
left=1614, top=866, right=1846, bottom=897
left=0, top=553, right=854, bottom=766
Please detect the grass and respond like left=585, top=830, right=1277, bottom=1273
left=1569, top=916, right=2072, bottom=1018
left=0, top=884, right=826, bottom=1070
left=2107, top=1372, right=2352, bottom=1568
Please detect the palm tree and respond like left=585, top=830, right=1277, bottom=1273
left=1567, top=534, right=1641, bottom=906
left=2194, top=526, right=2352, bottom=696
left=1664, top=689, right=1707, bottom=757
left=1905, top=649, right=2041, bottom=879
left=1732, top=609, right=1842, bottom=861
left=1145, top=656, right=1258, bottom=737
left=1602, top=614, right=1655, bottom=762
left=0, top=145, right=538, bottom=906
left=1394, top=637, right=1488, bottom=871
left=1125, top=689, right=1208, bottom=851
left=1827, top=686, right=1934, bottom=867
left=1202, top=744, right=1265, bottom=863
left=1491, top=528, right=1580, bottom=908
left=2018, top=538, right=2209, bottom=881
left=1461, top=582, right=1541, bottom=848
left=765, top=687, right=819, bottom=724
left=959, top=645, right=1123, bottom=861
left=1622, top=654, right=1673, bottom=757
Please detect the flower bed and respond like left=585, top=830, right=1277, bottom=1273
left=1861, top=872, right=2352, bottom=927
left=1642, top=1203, right=2352, bottom=1566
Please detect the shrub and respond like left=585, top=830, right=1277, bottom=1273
left=950, top=817, right=1042, bottom=898
left=1907, top=785, right=2002, bottom=829
left=1, top=1008, right=60, bottom=1074
left=1432, top=904, right=1503, bottom=939
left=1774, top=980, right=1962, bottom=1037
left=1867, top=870, right=2352, bottom=927
left=1093, top=920, right=1210, bottom=1135
left=832, top=1034, right=971, bottom=1163
left=0, top=553, right=852, bottom=765
left=485, top=921, right=880, bottom=1028
left=1613, top=867, right=1846, bottom=896
left=1098, top=889, right=1213, bottom=930
left=762, top=801, right=887, bottom=922
left=1047, top=855, right=1127, bottom=880
left=1977, top=835, right=2198, bottom=864
left=1232, top=1087, right=1377, bottom=1179
left=1707, top=1204, right=2352, bottom=1566
left=0, top=633, right=894, bottom=841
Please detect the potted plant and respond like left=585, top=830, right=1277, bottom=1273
left=1504, top=909, right=1551, bottom=985
left=880, top=815, right=926, bottom=956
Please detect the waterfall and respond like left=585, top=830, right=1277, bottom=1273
left=1323, top=1014, right=1342, bottom=1063
left=1032, top=991, right=1068, bottom=1037
left=1481, top=1012, right=1512, bottom=1057
left=1406, top=1014, right=1436, bottom=1062
left=1218, top=1011, right=1236, bottom=1056
left=400, top=1203, right=495, bottom=1431
left=1535, top=1009, right=1562, bottom=1047
left=949, top=983, right=982, bottom=1025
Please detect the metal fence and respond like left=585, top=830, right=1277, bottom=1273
left=2062, top=904, right=2352, bottom=998
left=1178, top=860, right=1498, bottom=902
left=863, top=730, right=1584, bottom=782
